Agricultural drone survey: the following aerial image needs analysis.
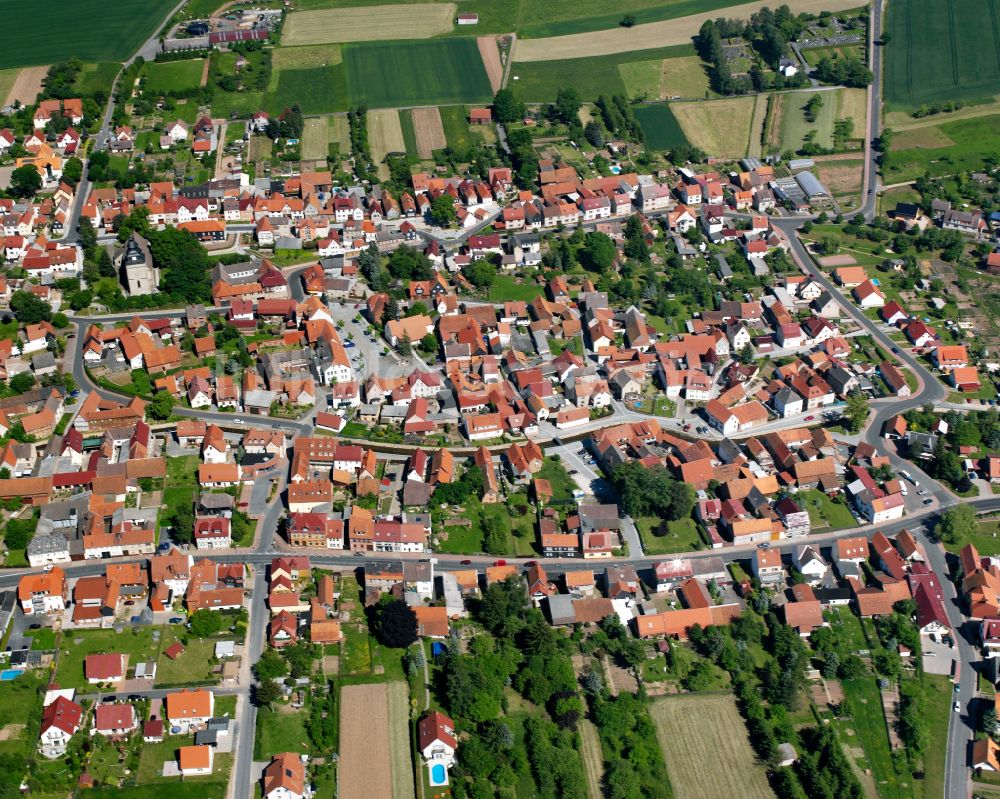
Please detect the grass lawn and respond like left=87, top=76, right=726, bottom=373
left=340, top=624, right=373, bottom=675
left=485, top=273, right=544, bottom=303
left=0, top=0, right=176, bottom=68
left=840, top=677, right=916, bottom=799
left=537, top=457, right=577, bottom=502
left=89, top=782, right=228, bottom=799
left=944, top=518, right=1000, bottom=555
left=798, top=488, right=857, bottom=530
left=343, top=39, right=491, bottom=108
left=25, top=627, right=56, bottom=650
left=773, top=88, right=866, bottom=152
left=155, top=631, right=218, bottom=687
left=144, top=60, right=205, bottom=95
left=636, top=516, right=703, bottom=555
left=921, top=674, right=952, bottom=799
left=74, top=62, right=121, bottom=97
left=54, top=627, right=164, bottom=690
left=254, top=706, right=310, bottom=759
left=0, top=671, right=45, bottom=757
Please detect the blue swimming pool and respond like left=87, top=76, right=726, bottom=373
left=429, top=762, right=448, bottom=786
left=0, top=670, right=21, bottom=681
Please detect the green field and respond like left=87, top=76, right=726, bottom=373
left=510, top=44, right=694, bottom=102
left=344, top=39, right=491, bottom=107
left=272, top=65, right=349, bottom=114
left=883, top=112, right=1000, bottom=182
left=74, top=62, right=121, bottom=97
left=438, top=104, right=473, bottom=152
left=398, top=109, right=419, bottom=157
left=884, top=0, right=1000, bottom=110
left=144, top=59, right=205, bottom=95
left=0, top=0, right=177, bottom=69
left=633, top=102, right=689, bottom=150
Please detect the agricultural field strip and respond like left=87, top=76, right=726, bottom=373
left=339, top=683, right=393, bottom=799
left=282, top=3, right=456, bottom=46
left=301, top=117, right=330, bottom=160
left=410, top=107, right=447, bottom=158
left=511, top=0, right=865, bottom=62
left=387, top=681, right=415, bottom=799
left=649, top=694, right=775, bottom=799
left=3, top=66, right=47, bottom=106
left=368, top=109, right=407, bottom=163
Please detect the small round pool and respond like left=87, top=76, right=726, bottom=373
left=429, top=763, right=447, bottom=786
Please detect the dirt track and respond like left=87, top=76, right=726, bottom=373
left=6, top=66, right=47, bottom=106
left=512, top=0, right=863, bottom=62
left=478, top=36, right=504, bottom=93
left=411, top=107, right=446, bottom=158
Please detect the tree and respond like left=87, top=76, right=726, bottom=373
left=147, top=391, right=176, bottom=420
left=482, top=512, right=507, bottom=555
left=253, top=648, right=289, bottom=682
left=419, top=333, right=438, bottom=355
left=9, top=372, right=36, bottom=395
left=189, top=609, right=223, bottom=637
left=253, top=679, right=282, bottom=708
left=553, top=87, right=582, bottom=126
left=10, top=291, right=52, bottom=324
left=492, top=88, right=525, bottom=124
left=580, top=231, right=616, bottom=272
left=584, top=121, right=604, bottom=147
left=938, top=504, right=975, bottom=545
left=397, top=333, right=412, bottom=357
left=737, top=342, right=755, bottom=364
left=981, top=707, right=999, bottom=738
left=372, top=599, right=417, bottom=648
left=844, top=391, right=870, bottom=433
left=463, top=258, right=496, bottom=288
left=9, top=165, right=41, bottom=198
left=171, top=503, right=195, bottom=545
left=620, top=13, right=637, bottom=26
left=429, top=195, right=457, bottom=227
left=62, top=157, right=83, bottom=185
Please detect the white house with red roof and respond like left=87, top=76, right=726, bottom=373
left=39, top=695, right=82, bottom=758
left=418, top=710, right=457, bottom=768
left=93, top=703, right=138, bottom=738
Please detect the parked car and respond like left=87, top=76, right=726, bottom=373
left=168, top=617, right=184, bottom=624
left=28, top=623, right=41, bottom=630
left=804, top=415, right=815, bottom=421
left=923, top=498, right=934, bottom=506
left=460, top=559, right=472, bottom=565
left=102, top=695, right=117, bottom=703
left=493, top=559, right=507, bottom=567
left=954, top=701, right=961, bottom=712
